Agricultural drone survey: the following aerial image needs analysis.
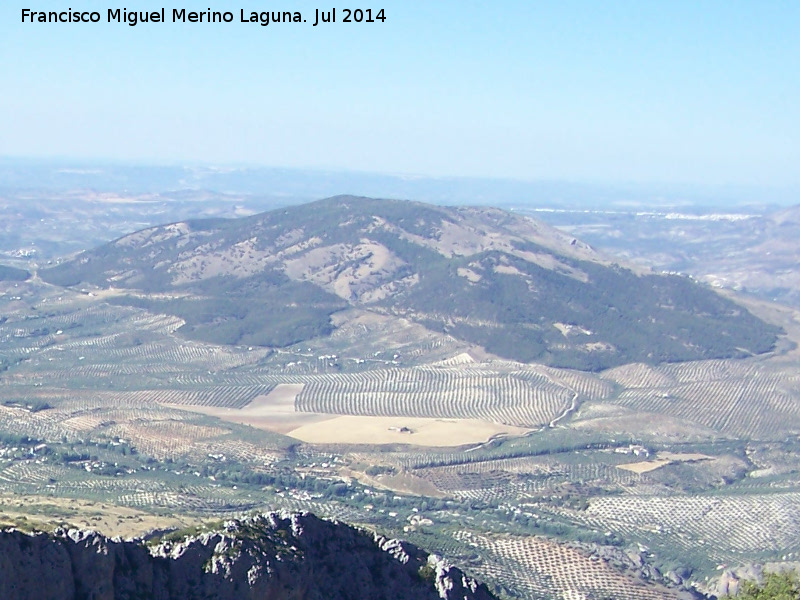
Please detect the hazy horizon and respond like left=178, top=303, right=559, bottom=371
left=1, top=156, right=798, bottom=209
left=2, top=1, right=799, bottom=189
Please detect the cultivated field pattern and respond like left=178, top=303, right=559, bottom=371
left=3, top=274, right=800, bottom=599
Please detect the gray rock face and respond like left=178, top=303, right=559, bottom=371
left=707, top=564, right=764, bottom=598
left=0, top=512, right=497, bottom=600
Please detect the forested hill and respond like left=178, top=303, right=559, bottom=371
left=0, top=264, right=30, bottom=281
left=40, top=195, right=780, bottom=370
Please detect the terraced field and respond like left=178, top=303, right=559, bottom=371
left=5, top=277, right=800, bottom=599
left=453, top=531, right=680, bottom=600
left=295, top=366, right=575, bottom=427
left=600, top=359, right=800, bottom=439
left=579, top=492, right=800, bottom=558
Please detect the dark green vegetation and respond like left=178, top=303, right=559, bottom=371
left=105, top=279, right=346, bottom=347
left=736, top=572, right=800, bottom=600
left=40, top=196, right=779, bottom=370
left=406, top=250, right=776, bottom=369
left=0, top=264, right=30, bottom=281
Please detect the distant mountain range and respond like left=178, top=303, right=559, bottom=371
left=532, top=203, right=800, bottom=309
left=5, top=157, right=796, bottom=206
left=40, top=196, right=780, bottom=370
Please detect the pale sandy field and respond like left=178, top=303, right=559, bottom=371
left=617, top=452, right=712, bottom=474
left=0, top=493, right=202, bottom=538
left=164, top=383, right=331, bottom=434
left=167, top=383, right=531, bottom=446
left=287, top=415, right=531, bottom=446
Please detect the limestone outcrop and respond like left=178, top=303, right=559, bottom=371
left=0, top=512, right=497, bottom=600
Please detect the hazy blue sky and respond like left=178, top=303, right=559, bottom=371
left=2, top=1, right=798, bottom=186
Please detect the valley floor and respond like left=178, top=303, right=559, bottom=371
left=2, top=278, right=800, bottom=598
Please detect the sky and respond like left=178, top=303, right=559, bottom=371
left=1, top=1, right=799, bottom=187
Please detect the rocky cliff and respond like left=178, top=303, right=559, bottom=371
left=0, top=511, right=497, bottom=600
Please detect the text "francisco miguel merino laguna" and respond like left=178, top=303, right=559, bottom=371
left=21, top=8, right=387, bottom=26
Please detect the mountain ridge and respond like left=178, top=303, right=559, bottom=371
left=0, top=511, right=497, bottom=600
left=40, top=195, right=780, bottom=370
